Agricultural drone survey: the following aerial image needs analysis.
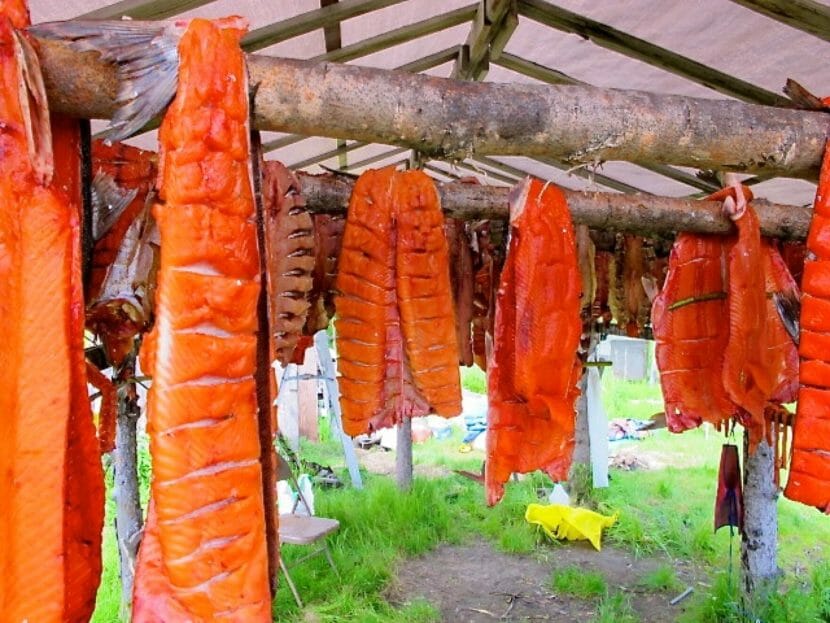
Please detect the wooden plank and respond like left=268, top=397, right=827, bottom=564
left=297, top=170, right=813, bottom=239
left=729, top=0, right=830, bottom=42
left=315, top=6, right=476, bottom=63
left=342, top=147, right=409, bottom=170
left=320, top=0, right=343, bottom=53
left=518, top=0, right=792, bottom=107
left=314, top=332, right=363, bottom=489
left=395, top=46, right=460, bottom=73
left=288, top=141, right=368, bottom=169
left=452, top=0, right=517, bottom=80
left=243, top=0, right=406, bottom=52
left=77, top=0, right=213, bottom=20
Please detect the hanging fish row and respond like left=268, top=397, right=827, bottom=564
left=4, top=7, right=830, bottom=622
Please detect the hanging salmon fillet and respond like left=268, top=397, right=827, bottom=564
left=720, top=187, right=778, bottom=446
left=486, top=177, right=582, bottom=506
left=262, top=160, right=315, bottom=366
left=133, top=17, right=271, bottom=620
left=335, top=168, right=462, bottom=435
left=786, top=140, right=830, bottom=513
left=652, top=234, right=736, bottom=432
left=0, top=1, right=103, bottom=620
left=444, top=217, right=475, bottom=366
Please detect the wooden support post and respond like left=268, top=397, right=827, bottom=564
left=112, top=354, right=143, bottom=618
left=397, top=416, right=414, bottom=491
left=30, top=35, right=830, bottom=180
left=568, top=371, right=591, bottom=504
left=741, top=435, right=781, bottom=595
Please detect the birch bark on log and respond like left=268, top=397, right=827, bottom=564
left=397, top=417, right=414, bottom=491
left=31, top=37, right=830, bottom=180
left=741, top=435, right=781, bottom=595
left=568, top=372, right=592, bottom=504
left=112, top=354, right=143, bottom=618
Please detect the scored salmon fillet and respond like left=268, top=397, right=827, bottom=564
left=786, top=139, right=830, bottom=513
left=134, top=17, right=271, bottom=621
left=486, top=177, right=582, bottom=506
left=335, top=168, right=462, bottom=436
left=652, top=234, right=736, bottom=432
left=0, top=1, right=103, bottom=620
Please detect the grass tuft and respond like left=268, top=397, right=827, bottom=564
left=592, top=593, right=640, bottom=623
left=551, top=566, right=607, bottom=599
left=460, top=365, right=487, bottom=394
left=638, top=563, right=681, bottom=592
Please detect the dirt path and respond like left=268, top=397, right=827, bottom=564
left=386, top=540, right=702, bottom=622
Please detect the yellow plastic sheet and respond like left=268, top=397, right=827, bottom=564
left=525, top=503, right=618, bottom=551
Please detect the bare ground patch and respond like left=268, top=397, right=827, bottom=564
left=386, top=540, right=703, bottom=622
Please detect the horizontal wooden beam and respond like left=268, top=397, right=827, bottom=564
left=297, top=171, right=811, bottom=239
left=76, top=0, right=214, bottom=20
left=518, top=0, right=791, bottom=107
left=32, top=36, right=830, bottom=179
left=728, top=0, right=830, bottom=42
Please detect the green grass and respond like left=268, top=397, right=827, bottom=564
left=638, top=563, right=681, bottom=592
left=551, top=566, right=608, bottom=598
left=592, top=593, right=640, bottom=623
left=91, top=374, right=830, bottom=621
left=460, top=364, right=486, bottom=394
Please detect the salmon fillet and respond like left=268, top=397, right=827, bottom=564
left=786, top=140, right=830, bottom=513
left=486, top=178, right=582, bottom=506
left=262, top=160, right=314, bottom=365
left=722, top=200, right=778, bottom=443
left=0, top=2, right=103, bottom=620
left=134, top=17, right=271, bottom=621
left=651, top=234, right=736, bottom=432
left=444, top=217, right=475, bottom=366
left=335, top=168, right=462, bottom=435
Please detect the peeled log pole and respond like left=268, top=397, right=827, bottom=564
left=33, top=37, right=829, bottom=180
left=742, top=436, right=780, bottom=596
left=298, top=172, right=812, bottom=239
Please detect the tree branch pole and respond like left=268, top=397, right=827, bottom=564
left=33, top=37, right=829, bottom=180
left=298, top=171, right=812, bottom=239
left=113, top=353, right=143, bottom=618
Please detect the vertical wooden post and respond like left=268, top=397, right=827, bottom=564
left=113, top=354, right=143, bottom=617
left=397, top=416, right=414, bottom=491
left=567, top=371, right=592, bottom=503
left=741, top=435, right=780, bottom=595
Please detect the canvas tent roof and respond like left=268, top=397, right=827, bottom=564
left=28, top=0, right=830, bottom=206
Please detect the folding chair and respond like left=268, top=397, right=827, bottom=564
left=276, top=453, right=341, bottom=608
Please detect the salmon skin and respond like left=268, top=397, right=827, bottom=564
left=470, top=219, right=505, bottom=371
left=0, top=1, right=103, bottom=620
left=444, top=217, right=475, bottom=366
left=88, top=140, right=157, bottom=302
left=262, top=160, right=315, bottom=365
left=486, top=177, right=582, bottom=506
left=133, top=17, right=272, bottom=621
left=786, top=139, right=830, bottom=513
left=335, top=168, right=462, bottom=436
